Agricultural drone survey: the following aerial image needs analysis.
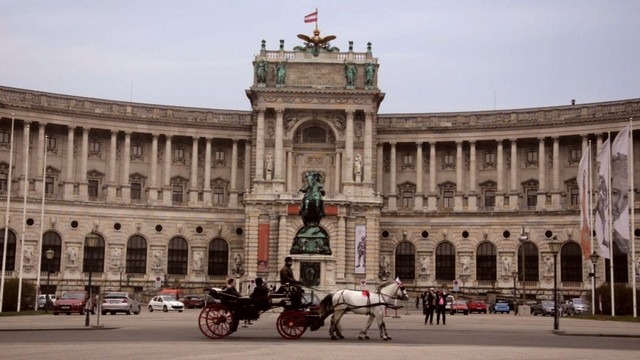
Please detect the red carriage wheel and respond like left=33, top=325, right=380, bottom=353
left=276, top=310, right=307, bottom=340
left=199, top=304, right=234, bottom=339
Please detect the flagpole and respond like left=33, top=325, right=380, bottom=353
left=16, top=123, right=30, bottom=312
left=0, top=115, right=16, bottom=313
left=315, top=8, right=319, bottom=31
left=588, top=140, right=595, bottom=314
left=34, top=135, right=48, bottom=311
left=607, top=131, right=615, bottom=316
left=630, top=119, right=636, bottom=318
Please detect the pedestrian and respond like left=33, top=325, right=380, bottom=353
left=435, top=289, right=447, bottom=325
left=425, top=287, right=436, bottom=325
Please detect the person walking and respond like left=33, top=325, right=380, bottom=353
left=435, top=290, right=447, bottom=325
left=425, top=287, right=436, bottom=325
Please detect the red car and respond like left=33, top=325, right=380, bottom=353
left=53, top=291, right=96, bottom=315
left=467, top=300, right=488, bottom=314
left=183, top=295, right=205, bottom=309
left=450, top=300, right=469, bottom=315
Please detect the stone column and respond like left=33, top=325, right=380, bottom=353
left=336, top=215, right=347, bottom=280
left=163, top=135, right=172, bottom=206
left=581, top=134, right=588, bottom=152
left=229, top=139, right=239, bottom=207
left=496, top=139, right=504, bottom=209
left=455, top=141, right=463, bottom=211
left=427, top=142, right=437, bottom=211
left=343, top=110, right=354, bottom=183
left=63, top=126, right=75, bottom=200
left=414, top=142, right=424, bottom=211
left=334, top=151, right=342, bottom=192
left=509, top=139, right=519, bottom=209
left=189, top=137, right=199, bottom=204
left=537, top=137, right=546, bottom=209
left=364, top=112, right=373, bottom=183
left=121, top=132, right=131, bottom=203
left=19, top=123, right=31, bottom=198
left=388, top=142, right=397, bottom=210
left=286, top=150, right=293, bottom=192
left=468, top=141, right=477, bottom=211
left=106, top=130, right=118, bottom=201
left=596, top=134, right=603, bottom=153
left=244, top=141, right=251, bottom=193
left=551, top=136, right=561, bottom=208
left=78, top=127, right=89, bottom=201
left=274, top=109, right=284, bottom=182
left=34, top=123, right=46, bottom=194
left=202, top=138, right=212, bottom=204
left=376, top=143, right=383, bottom=194
left=149, top=134, right=159, bottom=201
left=255, top=110, right=265, bottom=181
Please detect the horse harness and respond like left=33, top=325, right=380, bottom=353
left=334, top=285, right=405, bottom=315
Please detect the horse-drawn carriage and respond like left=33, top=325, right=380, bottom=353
left=198, top=284, right=323, bottom=340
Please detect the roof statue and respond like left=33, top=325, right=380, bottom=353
left=294, top=28, right=339, bottom=56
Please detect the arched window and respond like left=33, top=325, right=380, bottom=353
left=560, top=242, right=582, bottom=282
left=517, top=242, right=539, bottom=281
left=605, top=242, right=629, bottom=283
left=436, top=242, right=456, bottom=280
left=208, top=238, right=229, bottom=276
left=476, top=242, right=496, bottom=281
left=0, top=229, right=17, bottom=271
left=126, top=235, right=147, bottom=274
left=83, top=234, right=105, bottom=273
left=394, top=242, right=415, bottom=280
left=168, top=237, right=188, bottom=275
left=41, top=231, right=62, bottom=272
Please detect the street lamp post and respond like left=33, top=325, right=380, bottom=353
left=85, top=233, right=99, bottom=327
left=549, top=239, right=562, bottom=332
left=590, top=251, right=600, bottom=316
left=44, top=249, right=55, bottom=313
left=518, top=227, right=529, bottom=312
left=512, top=270, right=518, bottom=315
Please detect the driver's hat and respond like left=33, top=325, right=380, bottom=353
left=285, top=256, right=293, bottom=263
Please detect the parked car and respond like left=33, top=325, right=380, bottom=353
left=490, top=299, right=510, bottom=314
left=450, top=300, right=469, bottom=315
left=467, top=300, right=488, bottom=314
left=182, top=295, right=205, bottom=309
left=531, top=300, right=555, bottom=316
left=53, top=291, right=95, bottom=315
left=569, top=298, right=590, bottom=314
left=101, top=292, right=141, bottom=315
left=444, top=295, right=454, bottom=311
left=148, top=295, right=184, bottom=312
left=37, top=294, right=57, bottom=309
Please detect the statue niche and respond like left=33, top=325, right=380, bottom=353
left=290, top=171, right=332, bottom=255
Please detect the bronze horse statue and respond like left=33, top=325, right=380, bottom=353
left=299, top=172, right=325, bottom=227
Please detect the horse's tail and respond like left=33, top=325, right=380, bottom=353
left=318, top=293, right=334, bottom=320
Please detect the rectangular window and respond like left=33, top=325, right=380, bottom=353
left=443, top=190, right=454, bottom=209
left=172, top=185, right=183, bottom=203
left=402, top=190, right=413, bottom=208
left=213, top=186, right=225, bottom=204
left=88, top=180, right=99, bottom=199
left=174, top=147, right=184, bottom=160
left=131, top=182, right=142, bottom=200
left=484, top=190, right=495, bottom=208
left=570, top=186, right=579, bottom=206
left=45, top=176, right=55, bottom=195
left=0, top=173, right=7, bottom=192
left=527, top=188, right=537, bottom=207
left=0, top=131, right=9, bottom=144
left=403, top=154, right=413, bottom=167
left=569, top=148, right=581, bottom=163
left=485, top=152, right=496, bottom=165
left=443, top=153, right=454, bottom=166
left=215, top=150, right=225, bottom=162
left=132, top=144, right=143, bottom=157
left=527, top=150, right=538, bottom=163
left=47, top=136, right=57, bottom=151
left=89, top=141, right=100, bottom=154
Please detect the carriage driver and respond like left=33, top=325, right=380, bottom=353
left=279, top=257, right=304, bottom=306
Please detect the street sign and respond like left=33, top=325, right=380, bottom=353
left=453, top=280, right=460, bottom=292
left=360, top=279, right=367, bottom=286
left=155, top=276, right=162, bottom=288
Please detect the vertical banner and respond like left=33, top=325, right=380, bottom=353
left=611, top=125, right=630, bottom=254
left=595, top=138, right=611, bottom=259
left=354, top=225, right=366, bottom=274
left=257, top=224, right=270, bottom=271
left=578, top=147, right=591, bottom=258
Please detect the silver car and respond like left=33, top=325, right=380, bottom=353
left=570, top=298, right=591, bottom=314
left=101, top=292, right=141, bottom=315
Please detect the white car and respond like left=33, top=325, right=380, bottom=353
left=148, top=295, right=184, bottom=312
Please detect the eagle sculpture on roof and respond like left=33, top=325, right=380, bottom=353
left=294, top=28, right=339, bottom=56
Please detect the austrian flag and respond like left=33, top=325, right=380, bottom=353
left=304, top=10, right=318, bottom=23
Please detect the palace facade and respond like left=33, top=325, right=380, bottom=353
left=1, top=33, right=639, bottom=302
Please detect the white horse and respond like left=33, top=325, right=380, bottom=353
left=318, top=279, right=408, bottom=341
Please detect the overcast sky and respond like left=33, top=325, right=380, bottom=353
left=1, top=1, right=638, bottom=114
